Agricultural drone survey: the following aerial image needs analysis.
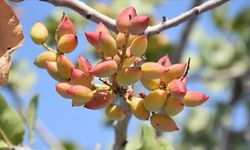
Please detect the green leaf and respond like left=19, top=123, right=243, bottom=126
left=26, top=95, right=39, bottom=143
left=126, top=125, right=175, bottom=150
left=212, top=4, right=231, bottom=31
left=0, top=94, right=25, bottom=146
left=139, top=125, right=157, bottom=150
left=232, top=8, right=250, bottom=33
left=0, top=140, right=8, bottom=149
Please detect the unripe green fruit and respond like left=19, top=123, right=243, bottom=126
left=30, top=22, right=48, bottom=45
left=140, top=75, right=160, bottom=91
left=67, top=85, right=93, bottom=106
left=144, top=89, right=168, bottom=112
left=141, top=62, right=169, bottom=79
left=57, top=55, right=74, bottom=80
left=164, top=95, right=184, bottom=116
left=57, top=34, right=78, bottom=53
left=130, top=97, right=150, bottom=120
left=116, top=67, right=142, bottom=86
left=84, top=91, right=115, bottom=110
left=150, top=113, right=179, bottom=132
left=34, top=51, right=58, bottom=68
left=105, top=104, right=126, bottom=121
left=44, top=61, right=62, bottom=81
left=130, top=35, right=147, bottom=57
left=56, top=81, right=72, bottom=99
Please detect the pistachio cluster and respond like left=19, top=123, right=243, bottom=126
left=30, top=7, right=208, bottom=132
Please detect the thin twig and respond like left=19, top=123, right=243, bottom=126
left=145, top=0, right=229, bottom=36
left=40, top=0, right=117, bottom=33
left=37, top=0, right=229, bottom=37
left=112, top=95, right=131, bottom=150
left=99, top=78, right=111, bottom=86
left=180, top=57, right=191, bottom=81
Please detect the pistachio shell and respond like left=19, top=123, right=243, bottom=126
left=77, top=56, right=93, bottom=81
left=157, top=54, right=171, bottom=67
left=116, top=7, right=137, bottom=33
left=128, top=15, right=149, bottom=35
left=84, top=91, right=115, bottom=110
left=150, top=114, right=179, bottom=132
left=105, top=104, right=126, bottom=121
left=44, top=61, right=62, bottom=81
left=56, top=15, right=76, bottom=38
left=182, top=90, right=209, bottom=107
left=90, top=60, right=118, bottom=77
left=161, top=64, right=186, bottom=83
left=130, top=97, right=150, bottom=120
left=57, top=55, right=74, bottom=80
left=56, top=81, right=72, bottom=99
left=30, top=22, right=48, bottom=45
left=130, top=35, right=147, bottom=57
left=140, top=75, right=160, bottom=91
left=141, top=62, right=169, bottom=79
left=116, top=67, right=142, bottom=86
left=34, top=51, right=58, bottom=68
left=67, top=85, right=93, bottom=105
left=167, top=79, right=187, bottom=98
left=164, top=95, right=184, bottom=116
left=70, top=69, right=92, bottom=88
left=144, top=89, right=168, bottom=112
left=57, top=34, right=78, bottom=53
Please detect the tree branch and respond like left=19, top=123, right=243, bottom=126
left=40, top=0, right=117, bottom=33
left=113, top=112, right=131, bottom=150
left=145, top=0, right=229, bottom=36
left=38, top=0, right=229, bottom=37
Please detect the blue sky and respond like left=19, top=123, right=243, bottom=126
left=1, top=0, right=249, bottom=149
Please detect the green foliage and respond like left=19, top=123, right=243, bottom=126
left=62, top=140, right=83, bottom=150
left=212, top=4, right=231, bottom=31
left=9, top=60, right=37, bottom=95
left=232, top=8, right=250, bottom=34
left=0, top=94, right=25, bottom=148
left=126, top=125, right=174, bottom=150
left=26, top=95, right=39, bottom=143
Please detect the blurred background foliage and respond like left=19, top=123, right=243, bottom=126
left=1, top=0, right=250, bottom=150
